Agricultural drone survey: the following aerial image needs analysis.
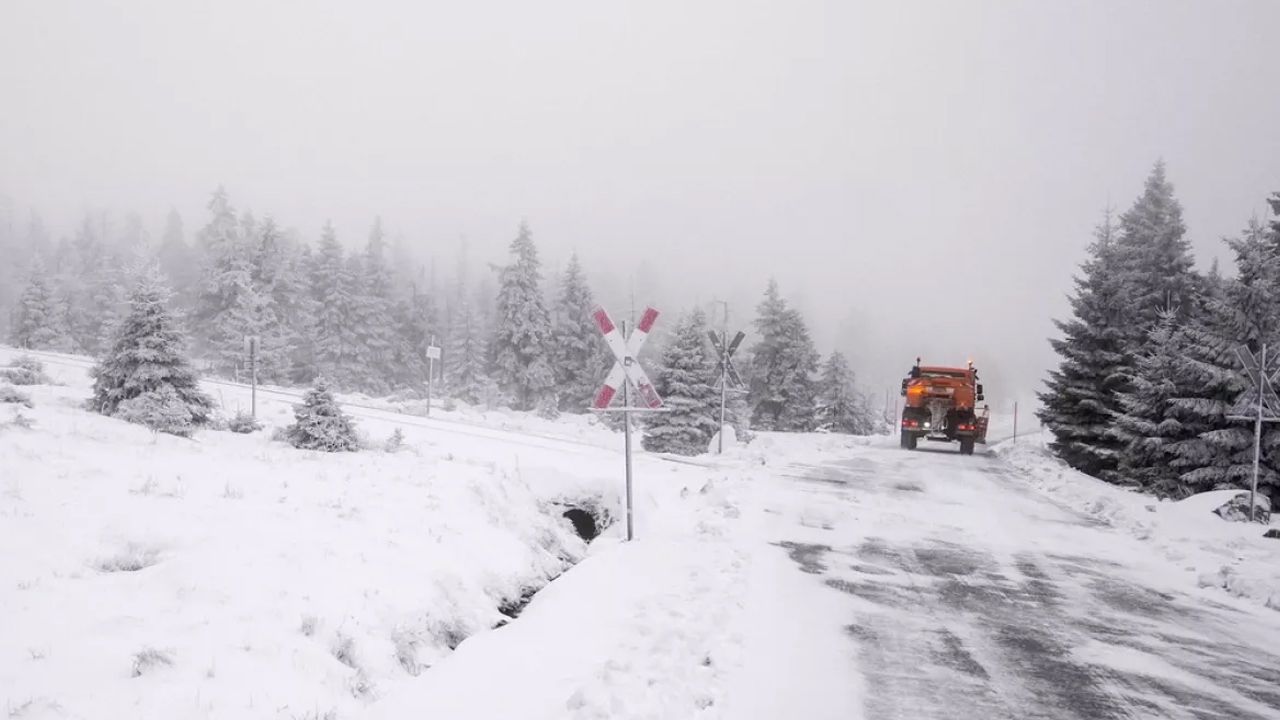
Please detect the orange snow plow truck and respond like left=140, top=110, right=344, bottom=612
left=899, top=359, right=989, bottom=455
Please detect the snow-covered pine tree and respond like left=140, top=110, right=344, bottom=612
left=10, top=257, right=73, bottom=351
left=642, top=308, right=719, bottom=455
left=446, top=294, right=489, bottom=405
left=746, top=280, right=820, bottom=431
left=1169, top=219, right=1280, bottom=500
left=551, top=253, right=610, bottom=412
left=491, top=222, right=554, bottom=411
left=285, top=377, right=359, bottom=452
left=390, top=281, right=434, bottom=389
left=157, top=208, right=197, bottom=302
left=352, top=218, right=399, bottom=393
left=63, top=216, right=125, bottom=357
left=310, top=222, right=362, bottom=389
left=1113, top=161, right=1198, bottom=352
left=816, top=351, right=875, bottom=435
left=1112, top=311, right=1200, bottom=495
left=242, top=217, right=298, bottom=383
left=90, top=266, right=214, bottom=427
left=191, top=188, right=259, bottom=372
left=1038, top=212, right=1130, bottom=479
left=1266, top=192, right=1280, bottom=254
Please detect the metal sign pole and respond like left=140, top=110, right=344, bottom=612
left=623, top=321, right=635, bottom=542
left=718, top=330, right=728, bottom=455
left=427, top=334, right=435, bottom=418
left=1253, top=345, right=1266, bottom=523
left=1013, top=401, right=1018, bottom=442
left=251, top=340, right=258, bottom=419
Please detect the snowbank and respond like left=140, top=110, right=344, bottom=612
left=0, top=349, right=612, bottom=719
left=995, top=437, right=1280, bottom=612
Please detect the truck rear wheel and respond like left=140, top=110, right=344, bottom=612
left=960, top=438, right=975, bottom=456
left=901, top=431, right=917, bottom=450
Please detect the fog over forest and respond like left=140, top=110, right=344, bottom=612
left=4, top=1, right=1280, bottom=405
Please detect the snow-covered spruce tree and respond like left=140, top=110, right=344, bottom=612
left=1111, top=311, right=1200, bottom=495
left=746, top=280, right=820, bottom=431
left=191, top=188, right=250, bottom=363
left=1267, top=192, right=1280, bottom=254
left=389, top=287, right=434, bottom=389
left=10, top=257, right=73, bottom=351
left=1169, top=219, right=1280, bottom=500
left=491, top=222, right=555, bottom=411
left=285, top=377, right=359, bottom=452
left=642, top=308, right=719, bottom=455
left=90, top=267, right=214, bottom=431
left=816, top=351, right=875, bottom=435
left=446, top=293, right=489, bottom=405
left=157, top=208, right=198, bottom=306
left=351, top=219, right=399, bottom=394
left=1038, top=212, right=1130, bottom=480
left=1112, top=161, right=1199, bottom=356
left=310, top=222, right=362, bottom=389
left=240, top=217, right=298, bottom=384
left=551, top=254, right=610, bottom=412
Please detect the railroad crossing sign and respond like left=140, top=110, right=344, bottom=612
left=592, top=306, right=664, bottom=410
left=590, top=304, right=666, bottom=542
left=1227, top=344, right=1280, bottom=523
left=1228, top=345, right=1280, bottom=418
left=708, top=329, right=746, bottom=390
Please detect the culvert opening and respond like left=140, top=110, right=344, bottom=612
left=563, top=508, right=598, bottom=541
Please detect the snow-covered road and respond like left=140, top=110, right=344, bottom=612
left=752, top=441, right=1280, bottom=719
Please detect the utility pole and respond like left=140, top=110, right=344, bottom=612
left=1013, top=401, right=1019, bottom=442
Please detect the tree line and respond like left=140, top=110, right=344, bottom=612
left=1040, top=161, right=1280, bottom=501
left=3, top=188, right=879, bottom=453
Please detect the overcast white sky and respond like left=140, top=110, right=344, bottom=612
left=3, top=0, right=1279, bottom=403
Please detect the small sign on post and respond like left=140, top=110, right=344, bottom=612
left=244, top=335, right=260, bottom=419
left=591, top=304, right=666, bottom=541
left=426, top=339, right=441, bottom=417
left=1227, top=344, right=1280, bottom=523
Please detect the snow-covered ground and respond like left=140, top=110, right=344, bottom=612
left=0, top=348, right=632, bottom=719
left=4, top=347, right=1279, bottom=719
left=996, top=436, right=1280, bottom=612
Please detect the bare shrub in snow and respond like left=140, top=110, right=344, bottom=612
left=115, top=385, right=195, bottom=437
left=431, top=619, right=470, bottom=650
left=331, top=633, right=358, bottom=669
left=96, top=543, right=161, bottom=573
left=1, top=356, right=51, bottom=386
left=299, top=615, right=319, bottom=637
left=391, top=628, right=423, bottom=676
left=0, top=384, right=33, bottom=408
left=384, top=427, right=405, bottom=453
left=286, top=379, right=359, bottom=452
left=6, top=410, right=35, bottom=430
left=290, top=711, right=337, bottom=720
left=130, top=648, right=173, bottom=677
left=227, top=410, right=263, bottom=434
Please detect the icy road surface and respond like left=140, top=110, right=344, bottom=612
left=753, top=442, right=1280, bottom=720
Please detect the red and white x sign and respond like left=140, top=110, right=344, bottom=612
left=592, top=305, right=663, bottom=410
